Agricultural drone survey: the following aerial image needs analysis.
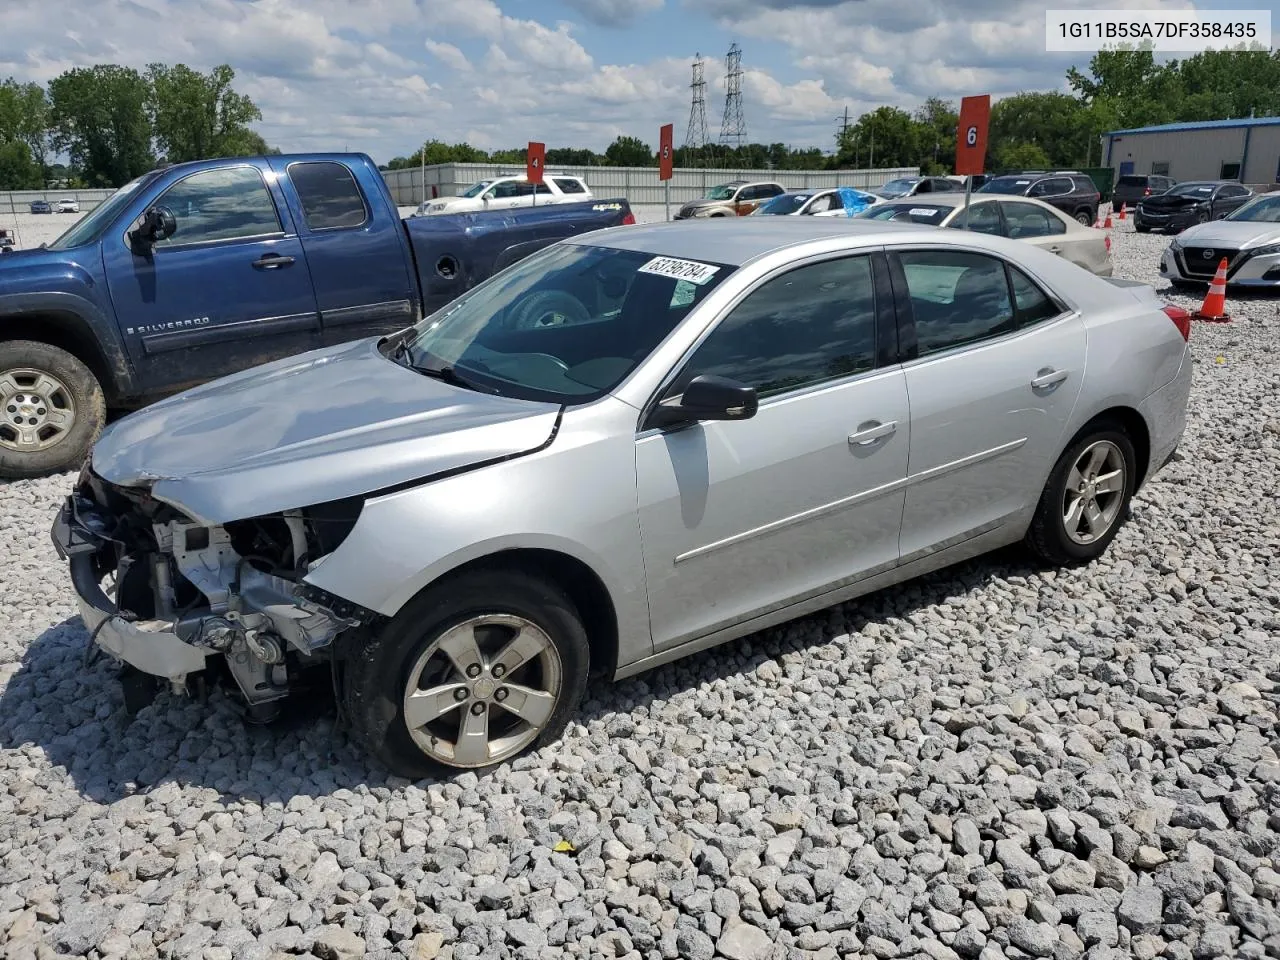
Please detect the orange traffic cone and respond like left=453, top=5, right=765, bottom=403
left=1192, top=258, right=1230, bottom=322
left=1103, top=212, right=1113, bottom=229
left=1119, top=202, right=1127, bottom=221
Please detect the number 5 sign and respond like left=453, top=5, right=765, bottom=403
left=955, top=95, right=990, bottom=176
left=658, top=124, right=674, bottom=181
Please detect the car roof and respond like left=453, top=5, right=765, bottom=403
left=869, top=193, right=1066, bottom=213
left=577, top=217, right=960, bottom=266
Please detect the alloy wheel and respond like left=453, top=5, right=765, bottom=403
left=1062, top=440, right=1126, bottom=545
left=402, top=613, right=563, bottom=768
left=0, top=368, right=76, bottom=453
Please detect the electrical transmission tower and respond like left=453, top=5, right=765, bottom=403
left=718, top=42, right=746, bottom=149
left=684, top=54, right=711, bottom=155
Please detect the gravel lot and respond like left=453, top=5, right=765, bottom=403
left=2, top=219, right=1279, bottom=960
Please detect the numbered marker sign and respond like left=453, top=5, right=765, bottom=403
left=659, top=123, right=674, bottom=180
left=955, top=95, right=990, bottom=176
left=527, top=141, right=545, bottom=185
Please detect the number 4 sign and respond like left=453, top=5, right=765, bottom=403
left=526, top=141, right=545, bottom=184
left=955, top=95, right=990, bottom=176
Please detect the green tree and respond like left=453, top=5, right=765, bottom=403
left=148, top=63, right=264, bottom=162
left=993, top=140, right=1051, bottom=171
left=0, top=78, right=51, bottom=181
left=603, top=135, right=652, bottom=166
left=546, top=147, right=598, bottom=165
left=990, top=92, right=1087, bottom=169
left=0, top=139, right=40, bottom=190
left=914, top=97, right=958, bottom=173
left=48, top=65, right=154, bottom=186
left=837, top=107, right=920, bottom=168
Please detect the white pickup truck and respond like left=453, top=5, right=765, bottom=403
left=416, top=174, right=594, bottom=216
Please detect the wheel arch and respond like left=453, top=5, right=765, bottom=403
left=1068, top=405, right=1152, bottom=490
left=0, top=298, right=133, bottom=400
left=385, top=545, right=622, bottom=680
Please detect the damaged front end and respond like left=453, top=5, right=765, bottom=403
left=51, top=465, right=378, bottom=719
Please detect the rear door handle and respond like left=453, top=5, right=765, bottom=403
left=1031, top=368, right=1069, bottom=390
left=848, top=420, right=897, bottom=446
left=253, top=254, right=296, bottom=269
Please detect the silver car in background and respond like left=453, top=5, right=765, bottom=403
left=1159, top=192, right=1280, bottom=289
left=858, top=193, right=1114, bottom=277
left=53, top=219, right=1192, bottom=775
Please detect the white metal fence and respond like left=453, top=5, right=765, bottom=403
left=0, top=189, right=116, bottom=216
left=380, top=163, right=920, bottom=208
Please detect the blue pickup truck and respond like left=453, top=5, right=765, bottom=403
left=0, top=152, right=634, bottom=478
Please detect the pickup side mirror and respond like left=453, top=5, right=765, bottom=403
left=128, top=205, right=176, bottom=255
left=648, top=374, right=758, bottom=430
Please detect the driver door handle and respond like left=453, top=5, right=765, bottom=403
left=253, top=254, right=295, bottom=269
left=1031, top=368, right=1069, bottom=390
left=848, top=420, right=897, bottom=446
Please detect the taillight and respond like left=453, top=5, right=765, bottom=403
left=1163, top=303, right=1192, bottom=341
left=1144, top=187, right=1151, bottom=195
left=621, top=212, right=636, bottom=225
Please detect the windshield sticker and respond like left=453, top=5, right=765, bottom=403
left=639, top=256, right=720, bottom=285
left=1015, top=180, right=1031, bottom=185
left=910, top=207, right=942, bottom=216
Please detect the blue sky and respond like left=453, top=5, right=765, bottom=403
left=1, top=0, right=1275, bottom=163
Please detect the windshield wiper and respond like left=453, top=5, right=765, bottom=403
left=391, top=340, right=499, bottom=394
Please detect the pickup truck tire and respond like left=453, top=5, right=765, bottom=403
left=345, top=568, right=590, bottom=776
left=0, top=340, right=106, bottom=479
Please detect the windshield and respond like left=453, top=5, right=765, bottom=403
left=46, top=173, right=158, bottom=250
left=977, top=176, right=1036, bottom=195
left=876, top=179, right=919, bottom=198
left=1168, top=183, right=1215, bottom=197
left=1117, top=176, right=1148, bottom=187
left=857, top=203, right=952, bottom=224
left=705, top=183, right=739, bottom=200
left=460, top=180, right=494, bottom=199
left=1225, top=194, right=1280, bottom=222
left=756, top=194, right=810, bottom=215
left=400, top=242, right=735, bottom=404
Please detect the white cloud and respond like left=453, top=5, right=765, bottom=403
left=561, top=0, right=664, bottom=27
left=424, top=39, right=472, bottom=72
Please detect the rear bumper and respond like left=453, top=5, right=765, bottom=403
left=52, top=497, right=209, bottom=682
left=1139, top=346, right=1192, bottom=486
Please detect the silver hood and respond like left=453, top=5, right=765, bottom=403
left=1175, top=220, right=1280, bottom=247
left=91, top=337, right=561, bottom=524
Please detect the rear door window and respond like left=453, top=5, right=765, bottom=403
left=896, top=250, right=1016, bottom=356
left=288, top=161, right=369, bottom=230
left=553, top=178, right=586, bottom=194
left=1002, top=202, right=1064, bottom=238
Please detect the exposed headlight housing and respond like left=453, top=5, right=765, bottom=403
left=1246, top=242, right=1280, bottom=257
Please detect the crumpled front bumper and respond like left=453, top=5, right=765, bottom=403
left=51, top=496, right=209, bottom=682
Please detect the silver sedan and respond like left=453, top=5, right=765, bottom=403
left=54, top=219, right=1193, bottom=774
left=1159, top=192, right=1280, bottom=289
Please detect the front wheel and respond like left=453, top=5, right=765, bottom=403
left=0, top=340, right=106, bottom=479
left=345, top=569, right=590, bottom=776
left=1025, top=423, right=1136, bottom=566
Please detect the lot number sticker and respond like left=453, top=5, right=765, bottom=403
left=639, top=256, right=720, bottom=285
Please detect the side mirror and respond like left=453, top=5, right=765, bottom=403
left=128, top=205, right=176, bottom=255
left=649, top=375, right=758, bottom=430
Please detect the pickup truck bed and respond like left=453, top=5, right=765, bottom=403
left=0, top=152, right=635, bottom=478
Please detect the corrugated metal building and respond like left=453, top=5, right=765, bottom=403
left=1103, top=117, right=1280, bottom=186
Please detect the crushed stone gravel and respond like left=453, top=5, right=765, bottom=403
left=1, top=218, right=1278, bottom=959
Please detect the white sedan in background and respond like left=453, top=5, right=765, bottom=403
left=55, top=198, right=80, bottom=214
left=751, top=187, right=880, bottom=217
left=857, top=193, right=1113, bottom=277
left=1159, top=192, right=1280, bottom=289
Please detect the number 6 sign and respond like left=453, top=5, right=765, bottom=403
left=955, top=95, right=990, bottom=176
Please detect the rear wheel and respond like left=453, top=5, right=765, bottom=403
left=345, top=569, right=590, bottom=776
left=1026, top=422, right=1136, bottom=566
left=0, top=340, right=106, bottom=479
left=1074, top=209, right=1093, bottom=225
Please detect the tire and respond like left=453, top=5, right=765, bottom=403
left=1025, top=421, right=1137, bottom=567
left=1074, top=209, right=1093, bottom=225
left=0, top=340, right=106, bottom=479
left=1135, top=222, right=1151, bottom=233
left=1196, top=210, right=1209, bottom=224
left=507, top=290, right=590, bottom=330
left=345, top=568, right=591, bottom=777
